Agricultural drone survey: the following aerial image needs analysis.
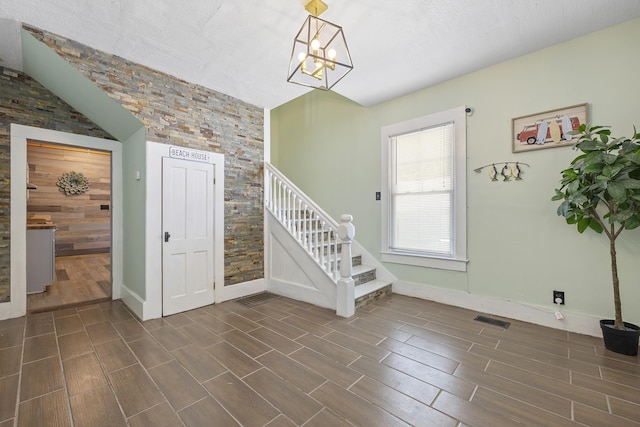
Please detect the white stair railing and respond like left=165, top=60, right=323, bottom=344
left=265, top=163, right=355, bottom=316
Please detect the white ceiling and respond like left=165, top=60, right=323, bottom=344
left=1, top=0, right=640, bottom=109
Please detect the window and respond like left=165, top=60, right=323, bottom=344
left=381, top=106, right=467, bottom=271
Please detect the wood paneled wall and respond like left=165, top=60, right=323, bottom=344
left=27, top=143, right=111, bottom=257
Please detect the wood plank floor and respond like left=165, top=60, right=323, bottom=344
left=1, top=294, right=639, bottom=426
left=27, top=254, right=111, bottom=313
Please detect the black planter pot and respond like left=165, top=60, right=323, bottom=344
left=600, top=320, right=640, bottom=356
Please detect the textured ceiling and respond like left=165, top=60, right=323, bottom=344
left=2, top=0, right=640, bottom=109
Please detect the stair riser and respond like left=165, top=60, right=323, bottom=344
left=353, top=269, right=376, bottom=286
left=355, top=284, right=392, bottom=309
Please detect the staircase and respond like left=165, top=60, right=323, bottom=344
left=264, top=163, right=393, bottom=317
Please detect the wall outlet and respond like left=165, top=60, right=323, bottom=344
left=553, top=290, right=565, bottom=305
left=375, top=191, right=381, bottom=201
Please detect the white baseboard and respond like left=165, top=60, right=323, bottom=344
left=393, top=280, right=602, bottom=338
left=217, top=278, right=266, bottom=303
left=0, top=302, right=10, bottom=320
left=120, top=283, right=146, bottom=320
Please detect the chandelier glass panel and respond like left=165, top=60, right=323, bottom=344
left=287, top=12, right=353, bottom=90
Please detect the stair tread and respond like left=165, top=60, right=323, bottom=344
left=352, top=264, right=375, bottom=275
left=354, top=279, right=392, bottom=298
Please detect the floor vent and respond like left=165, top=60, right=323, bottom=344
left=235, top=292, right=281, bottom=307
left=474, top=315, right=511, bottom=329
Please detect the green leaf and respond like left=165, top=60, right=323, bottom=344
left=602, top=153, right=618, bottom=165
left=577, top=217, right=590, bottom=233
left=607, top=181, right=626, bottom=202
left=623, top=215, right=640, bottom=230
left=618, top=178, right=640, bottom=189
left=588, top=219, right=604, bottom=233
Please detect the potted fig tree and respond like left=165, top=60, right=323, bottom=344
left=552, top=124, right=640, bottom=356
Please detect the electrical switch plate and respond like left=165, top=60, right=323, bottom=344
left=375, top=192, right=381, bottom=200
left=553, top=290, right=565, bottom=305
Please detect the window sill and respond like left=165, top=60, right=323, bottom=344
left=381, top=251, right=468, bottom=272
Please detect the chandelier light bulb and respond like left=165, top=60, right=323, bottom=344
left=298, top=52, right=307, bottom=62
left=311, top=38, right=320, bottom=51
left=328, top=48, right=336, bottom=60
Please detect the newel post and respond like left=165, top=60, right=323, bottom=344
left=336, top=214, right=355, bottom=317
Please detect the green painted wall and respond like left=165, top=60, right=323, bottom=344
left=272, top=18, right=640, bottom=324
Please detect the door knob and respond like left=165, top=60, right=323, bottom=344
left=164, top=231, right=171, bottom=242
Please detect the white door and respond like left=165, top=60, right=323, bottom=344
left=162, top=157, right=215, bottom=316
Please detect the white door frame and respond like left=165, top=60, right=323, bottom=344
left=145, top=141, right=224, bottom=319
left=2, top=124, right=123, bottom=320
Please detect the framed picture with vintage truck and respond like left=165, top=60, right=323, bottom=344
left=512, top=103, right=588, bottom=153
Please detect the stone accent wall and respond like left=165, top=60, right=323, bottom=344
left=0, top=67, right=112, bottom=303
left=26, top=26, right=265, bottom=286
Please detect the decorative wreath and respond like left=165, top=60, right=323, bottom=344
left=57, top=171, right=90, bottom=195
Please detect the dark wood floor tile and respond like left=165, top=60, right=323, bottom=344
left=0, top=317, right=25, bottom=330
left=0, top=346, right=23, bottom=378
left=257, top=317, right=307, bottom=340
left=25, top=314, right=54, bottom=337
left=295, top=333, right=360, bottom=365
left=496, top=340, right=600, bottom=377
left=204, top=372, right=279, bottom=426
left=139, top=318, right=169, bottom=332
left=367, top=306, right=429, bottom=327
left=63, top=352, right=108, bottom=396
left=108, top=364, right=165, bottom=417
left=23, top=333, right=58, bottom=363
left=453, top=363, right=571, bottom=418
left=304, top=408, right=352, bottom=427
left=425, top=312, right=487, bottom=335
left=69, top=385, right=126, bottom=427
left=148, top=360, right=207, bottom=411
left=53, top=308, right=78, bottom=319
left=350, top=356, right=440, bottom=406
left=85, top=321, right=120, bottom=344
left=149, top=325, right=192, bottom=351
left=350, top=316, right=413, bottom=342
left=223, top=329, right=272, bottom=358
left=471, top=386, right=577, bottom=427
left=54, top=314, right=84, bottom=336
left=609, top=396, right=640, bottom=423
left=17, top=389, right=70, bottom=427
left=100, top=302, right=133, bottom=323
left=128, top=336, right=174, bottom=369
left=0, top=419, right=13, bottom=427
left=281, top=314, right=333, bottom=337
left=486, top=360, right=608, bottom=411
left=379, top=336, right=459, bottom=373
left=572, top=371, right=640, bottom=404
left=406, top=335, right=490, bottom=370
left=288, top=307, right=337, bottom=325
left=248, top=327, right=303, bottom=355
left=58, top=331, right=93, bottom=361
left=172, top=345, right=227, bottom=382
left=289, top=347, right=361, bottom=388
left=210, top=312, right=261, bottom=332
left=20, top=356, right=64, bottom=401
left=258, top=298, right=299, bottom=314
left=0, top=326, right=24, bottom=349
left=245, top=368, right=323, bottom=425
left=601, top=367, right=640, bottom=390
left=265, top=414, right=297, bottom=426
left=325, top=318, right=386, bottom=345
left=0, top=374, right=19, bottom=422
left=129, top=401, right=184, bottom=427
left=177, top=396, right=240, bottom=427
left=250, top=303, right=292, bottom=320
left=255, top=350, right=326, bottom=393
left=207, top=341, right=262, bottom=378
left=195, top=313, right=236, bottom=335
left=570, top=348, right=640, bottom=376
left=432, top=390, right=522, bottom=426
left=112, top=318, right=148, bottom=342
left=382, top=352, right=475, bottom=399
left=161, top=312, right=194, bottom=328
left=424, top=320, right=500, bottom=349
left=471, top=343, right=571, bottom=382
left=311, top=380, right=410, bottom=427
left=228, top=305, right=269, bottom=322
left=351, top=375, right=456, bottom=427
left=94, top=339, right=138, bottom=372
left=573, top=401, right=640, bottom=427
left=399, top=324, right=471, bottom=350
left=78, top=307, right=108, bottom=325
left=177, top=323, right=222, bottom=348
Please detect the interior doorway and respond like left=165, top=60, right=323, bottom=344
left=26, top=141, right=113, bottom=313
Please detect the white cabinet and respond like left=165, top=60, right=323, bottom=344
left=26, top=228, right=55, bottom=293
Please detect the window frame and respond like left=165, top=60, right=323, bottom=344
left=380, top=106, right=468, bottom=272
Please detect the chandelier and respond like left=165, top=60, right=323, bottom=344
left=287, top=0, right=353, bottom=90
